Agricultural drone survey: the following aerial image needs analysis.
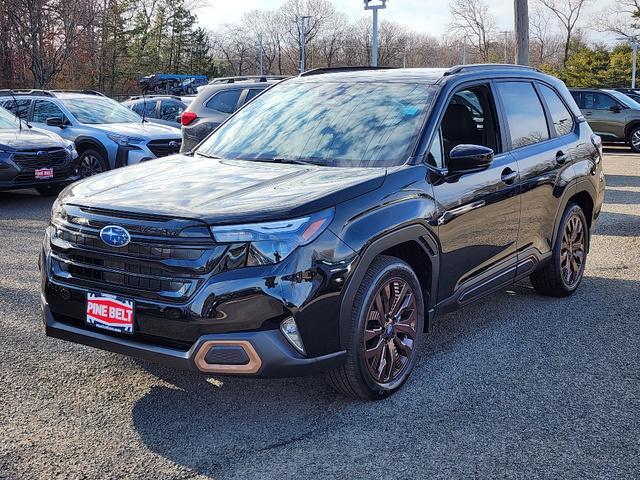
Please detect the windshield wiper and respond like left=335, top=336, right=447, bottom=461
left=239, top=157, right=326, bottom=166
left=196, top=152, right=221, bottom=159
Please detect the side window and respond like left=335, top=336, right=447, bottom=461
left=33, top=100, right=67, bottom=124
left=159, top=101, right=184, bottom=121
left=206, top=90, right=242, bottom=113
left=583, top=92, right=618, bottom=110
left=496, top=82, right=549, bottom=149
left=244, top=89, right=263, bottom=103
left=428, top=128, right=444, bottom=168
left=539, top=84, right=574, bottom=137
left=131, top=101, right=157, bottom=117
left=441, top=85, right=499, bottom=163
left=2, top=99, right=31, bottom=120
left=570, top=92, right=583, bottom=108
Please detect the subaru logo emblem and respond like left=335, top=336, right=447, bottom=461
left=99, top=225, right=131, bottom=248
left=36, top=151, right=47, bottom=158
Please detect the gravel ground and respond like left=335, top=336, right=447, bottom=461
left=0, top=152, right=638, bottom=480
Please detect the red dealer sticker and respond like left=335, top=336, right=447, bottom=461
left=35, top=168, right=54, bottom=180
left=86, top=293, right=134, bottom=334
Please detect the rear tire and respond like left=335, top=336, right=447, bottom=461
left=326, top=255, right=424, bottom=400
left=629, top=126, right=640, bottom=153
left=530, top=203, right=588, bottom=297
left=78, top=149, right=108, bottom=178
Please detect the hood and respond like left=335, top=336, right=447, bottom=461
left=90, top=122, right=181, bottom=139
left=0, top=127, right=67, bottom=150
left=62, top=155, right=386, bottom=224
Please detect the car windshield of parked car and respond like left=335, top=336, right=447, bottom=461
left=62, top=97, right=143, bottom=124
left=0, top=106, right=20, bottom=129
left=196, top=80, right=436, bottom=167
left=607, top=90, right=640, bottom=109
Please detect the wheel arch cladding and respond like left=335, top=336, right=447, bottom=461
left=75, top=137, right=108, bottom=162
left=338, top=225, right=439, bottom=350
left=625, top=120, right=640, bottom=140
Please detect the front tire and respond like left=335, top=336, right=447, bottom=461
left=78, top=149, right=108, bottom=178
left=629, top=126, right=640, bottom=153
left=327, top=255, right=424, bottom=400
left=530, top=203, right=588, bottom=296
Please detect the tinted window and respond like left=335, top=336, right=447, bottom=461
left=198, top=81, right=436, bottom=167
left=206, top=90, right=242, bottom=113
left=33, top=100, right=67, bottom=124
left=570, top=92, right=583, bottom=108
left=245, top=89, right=263, bottom=103
left=131, top=101, right=157, bottom=117
left=583, top=92, right=618, bottom=110
left=539, top=85, right=574, bottom=136
left=497, top=82, right=549, bottom=149
left=441, top=85, right=499, bottom=161
left=1, top=99, right=31, bottom=120
left=159, top=100, right=184, bottom=120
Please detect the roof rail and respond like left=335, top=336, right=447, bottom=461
left=127, top=94, right=183, bottom=101
left=444, top=64, right=539, bottom=75
left=0, top=89, right=55, bottom=97
left=208, top=75, right=288, bottom=84
left=49, top=89, right=105, bottom=97
left=300, top=66, right=396, bottom=77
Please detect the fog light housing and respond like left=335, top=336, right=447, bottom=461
left=280, top=317, right=305, bottom=355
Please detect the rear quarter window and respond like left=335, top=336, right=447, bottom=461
left=539, top=84, right=574, bottom=136
left=205, top=90, right=242, bottom=114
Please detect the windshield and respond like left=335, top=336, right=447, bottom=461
left=62, top=97, right=143, bottom=124
left=197, top=80, right=436, bottom=167
left=0, top=105, right=21, bottom=129
left=607, top=90, right=640, bottom=109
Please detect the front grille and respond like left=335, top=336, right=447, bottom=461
left=49, top=205, right=227, bottom=303
left=13, top=167, right=74, bottom=184
left=147, top=139, right=181, bottom=158
left=12, top=148, right=69, bottom=169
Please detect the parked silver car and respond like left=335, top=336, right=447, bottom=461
left=0, top=90, right=182, bottom=177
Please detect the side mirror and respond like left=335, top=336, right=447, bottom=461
left=610, top=105, right=623, bottom=113
left=448, top=144, right=494, bottom=174
left=45, top=117, right=66, bottom=128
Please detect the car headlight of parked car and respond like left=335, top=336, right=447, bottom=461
left=210, top=208, right=335, bottom=265
left=107, top=133, right=145, bottom=146
left=64, top=141, right=78, bottom=159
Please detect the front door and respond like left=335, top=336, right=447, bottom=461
left=429, top=83, right=521, bottom=305
left=580, top=91, right=625, bottom=141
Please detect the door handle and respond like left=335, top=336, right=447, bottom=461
left=501, top=168, right=518, bottom=184
left=556, top=151, right=568, bottom=165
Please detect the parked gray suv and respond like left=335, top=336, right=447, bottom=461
left=180, top=76, right=286, bottom=152
left=0, top=90, right=183, bottom=177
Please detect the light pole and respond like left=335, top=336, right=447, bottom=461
left=258, top=33, right=264, bottom=76
left=364, top=0, right=388, bottom=67
left=299, top=15, right=311, bottom=73
left=618, top=35, right=639, bottom=89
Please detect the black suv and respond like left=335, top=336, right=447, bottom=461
left=41, top=65, right=605, bottom=399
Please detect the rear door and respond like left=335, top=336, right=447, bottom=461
left=580, top=91, right=625, bottom=140
left=494, top=80, right=576, bottom=272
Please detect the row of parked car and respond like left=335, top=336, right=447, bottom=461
left=0, top=76, right=284, bottom=196
left=1, top=76, right=638, bottom=197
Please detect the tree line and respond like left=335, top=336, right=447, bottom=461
left=0, top=0, right=638, bottom=96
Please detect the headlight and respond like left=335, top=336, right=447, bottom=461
left=210, top=208, right=334, bottom=265
left=51, top=197, right=63, bottom=221
left=107, top=133, right=144, bottom=146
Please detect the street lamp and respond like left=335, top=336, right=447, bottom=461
left=364, top=0, right=388, bottom=67
left=617, top=35, right=639, bottom=89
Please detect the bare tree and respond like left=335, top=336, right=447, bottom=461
left=537, top=0, right=590, bottom=65
left=593, top=0, right=640, bottom=39
left=530, top=5, right=564, bottom=66
left=449, top=0, right=496, bottom=62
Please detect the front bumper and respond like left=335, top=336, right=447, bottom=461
left=43, top=298, right=346, bottom=377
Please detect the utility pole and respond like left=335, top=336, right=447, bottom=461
left=619, top=36, right=639, bottom=88
left=364, top=1, right=388, bottom=67
left=514, top=0, right=529, bottom=65
left=462, top=42, right=467, bottom=65
left=258, top=33, right=264, bottom=76
left=299, top=16, right=311, bottom=73
left=501, top=30, right=510, bottom=63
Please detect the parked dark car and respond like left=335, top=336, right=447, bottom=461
left=570, top=88, right=640, bottom=152
left=614, top=87, right=640, bottom=103
left=180, top=75, right=287, bottom=152
left=0, top=103, right=79, bottom=196
left=42, top=65, right=605, bottom=399
left=122, top=96, right=188, bottom=127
